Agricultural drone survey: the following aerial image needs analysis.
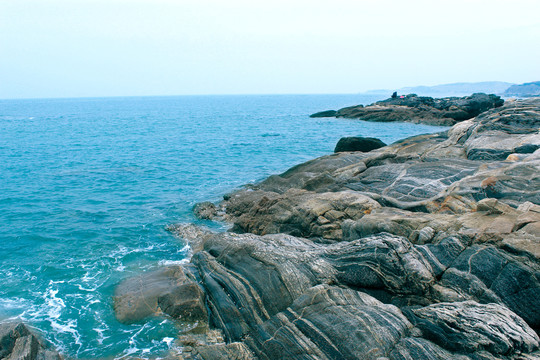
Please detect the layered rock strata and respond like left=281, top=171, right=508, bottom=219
left=116, top=98, right=540, bottom=359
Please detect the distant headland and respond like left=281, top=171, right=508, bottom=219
left=361, top=80, right=540, bottom=98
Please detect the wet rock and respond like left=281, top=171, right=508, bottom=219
left=193, top=202, right=218, bottom=220
left=334, top=136, right=386, bottom=153
left=0, top=322, right=62, bottom=360
left=113, top=265, right=192, bottom=323
left=158, top=282, right=208, bottom=322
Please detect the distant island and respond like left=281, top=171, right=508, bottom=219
left=363, top=81, right=540, bottom=98
left=503, top=81, right=540, bottom=97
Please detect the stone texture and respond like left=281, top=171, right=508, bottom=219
left=329, top=93, right=504, bottom=126
left=0, top=322, right=62, bottom=360
left=405, top=301, right=539, bottom=355
left=121, top=98, right=540, bottom=359
left=113, top=265, right=193, bottom=323
left=246, top=285, right=412, bottom=360
left=334, top=136, right=386, bottom=153
left=158, top=282, right=208, bottom=322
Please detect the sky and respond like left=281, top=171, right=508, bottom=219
left=1, top=0, right=539, bottom=99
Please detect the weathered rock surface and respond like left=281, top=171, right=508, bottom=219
left=0, top=322, right=62, bottom=360
left=405, top=301, right=539, bottom=355
left=162, top=225, right=540, bottom=359
left=113, top=265, right=205, bottom=323
left=326, top=93, right=505, bottom=126
left=224, top=189, right=380, bottom=240
left=117, top=98, right=540, bottom=359
left=246, top=285, right=412, bottom=360
left=334, top=136, right=386, bottom=153
left=207, top=98, right=540, bottom=240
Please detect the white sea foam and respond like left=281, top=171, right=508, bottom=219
left=45, top=287, right=66, bottom=320
left=94, top=327, right=109, bottom=345
left=116, top=265, right=126, bottom=272
left=162, top=337, right=174, bottom=347
left=0, top=297, right=30, bottom=310
left=158, top=259, right=189, bottom=266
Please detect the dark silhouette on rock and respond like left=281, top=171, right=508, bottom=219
left=309, top=109, right=337, bottom=118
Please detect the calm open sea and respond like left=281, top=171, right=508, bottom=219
left=0, top=94, right=446, bottom=359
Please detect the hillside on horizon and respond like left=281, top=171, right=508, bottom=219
left=363, top=81, right=514, bottom=97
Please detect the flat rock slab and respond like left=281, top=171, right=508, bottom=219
left=113, top=265, right=190, bottom=323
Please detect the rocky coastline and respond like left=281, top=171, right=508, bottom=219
left=310, top=93, right=505, bottom=126
left=109, top=96, right=540, bottom=359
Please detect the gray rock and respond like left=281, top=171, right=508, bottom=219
left=333, top=93, right=503, bottom=126
left=334, top=136, right=386, bottom=153
left=309, top=110, right=337, bottom=118
left=193, top=202, right=218, bottom=220
left=158, top=282, right=208, bottom=322
left=389, top=337, right=471, bottom=360
left=405, top=301, right=539, bottom=355
left=0, top=322, right=62, bottom=360
left=162, top=98, right=540, bottom=359
left=246, top=285, right=412, bottom=360
left=113, top=265, right=192, bottom=323
left=440, top=245, right=540, bottom=328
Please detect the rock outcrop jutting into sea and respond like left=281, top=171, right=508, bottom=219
left=115, top=98, right=540, bottom=360
left=310, top=93, right=505, bottom=126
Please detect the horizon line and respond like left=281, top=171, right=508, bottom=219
left=0, top=91, right=376, bottom=102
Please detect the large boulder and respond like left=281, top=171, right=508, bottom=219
left=113, top=265, right=206, bottom=323
left=334, top=136, right=386, bottom=153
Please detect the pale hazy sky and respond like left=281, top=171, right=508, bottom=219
left=1, top=0, right=539, bottom=99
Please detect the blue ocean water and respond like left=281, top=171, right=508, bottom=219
left=0, top=94, right=447, bottom=359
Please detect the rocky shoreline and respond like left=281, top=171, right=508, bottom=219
left=310, top=93, right=505, bottom=126
left=17, top=97, right=537, bottom=359
left=109, top=97, right=540, bottom=359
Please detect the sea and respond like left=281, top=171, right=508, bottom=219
left=0, top=94, right=447, bottom=359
